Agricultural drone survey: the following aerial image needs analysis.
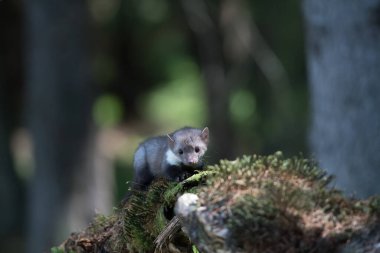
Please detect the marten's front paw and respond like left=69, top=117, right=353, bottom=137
left=175, top=172, right=191, bottom=182
left=181, top=173, right=189, bottom=181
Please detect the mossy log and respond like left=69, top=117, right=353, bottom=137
left=54, top=152, right=380, bottom=253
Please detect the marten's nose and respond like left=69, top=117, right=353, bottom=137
left=188, top=157, right=198, bottom=165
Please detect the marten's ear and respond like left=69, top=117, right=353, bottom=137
left=167, top=134, right=175, bottom=148
left=200, top=127, right=209, bottom=143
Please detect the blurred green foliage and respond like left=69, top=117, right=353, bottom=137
left=2, top=0, right=308, bottom=208
left=85, top=0, right=308, bottom=199
left=89, top=0, right=307, bottom=149
left=140, top=56, right=207, bottom=129
left=93, top=94, right=124, bottom=128
left=229, top=89, right=257, bottom=125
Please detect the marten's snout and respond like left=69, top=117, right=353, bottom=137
left=185, top=155, right=198, bottom=166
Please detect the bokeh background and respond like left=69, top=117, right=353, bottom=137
left=1, top=0, right=380, bottom=252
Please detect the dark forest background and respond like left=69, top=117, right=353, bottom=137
left=1, top=0, right=380, bottom=252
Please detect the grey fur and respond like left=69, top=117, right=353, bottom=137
left=131, top=127, right=209, bottom=190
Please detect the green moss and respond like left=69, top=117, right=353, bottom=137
left=192, top=245, right=201, bottom=253
left=58, top=152, right=380, bottom=253
left=122, top=169, right=213, bottom=252
left=163, top=182, right=183, bottom=205
left=123, top=185, right=164, bottom=251
left=195, top=152, right=376, bottom=252
left=51, top=247, right=68, bottom=253
left=369, top=196, right=380, bottom=214
left=162, top=169, right=215, bottom=205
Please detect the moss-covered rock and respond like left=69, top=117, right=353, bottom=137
left=177, top=152, right=380, bottom=253
left=56, top=152, right=380, bottom=253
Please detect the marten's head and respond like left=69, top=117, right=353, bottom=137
left=167, top=127, right=209, bottom=167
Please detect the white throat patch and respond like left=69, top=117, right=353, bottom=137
left=165, top=149, right=181, bottom=165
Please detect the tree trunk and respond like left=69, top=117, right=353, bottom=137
left=23, top=0, right=96, bottom=252
left=304, top=0, right=380, bottom=197
left=180, top=0, right=234, bottom=161
left=0, top=67, right=24, bottom=242
left=0, top=0, right=25, bottom=247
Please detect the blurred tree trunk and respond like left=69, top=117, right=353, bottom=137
left=304, top=0, right=380, bottom=197
left=0, top=67, right=24, bottom=243
left=180, top=0, right=234, bottom=161
left=180, top=0, right=291, bottom=160
left=23, top=0, right=97, bottom=252
left=0, top=0, right=25, bottom=248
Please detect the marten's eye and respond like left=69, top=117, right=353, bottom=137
left=178, top=149, right=184, bottom=155
left=195, top=147, right=200, bottom=153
